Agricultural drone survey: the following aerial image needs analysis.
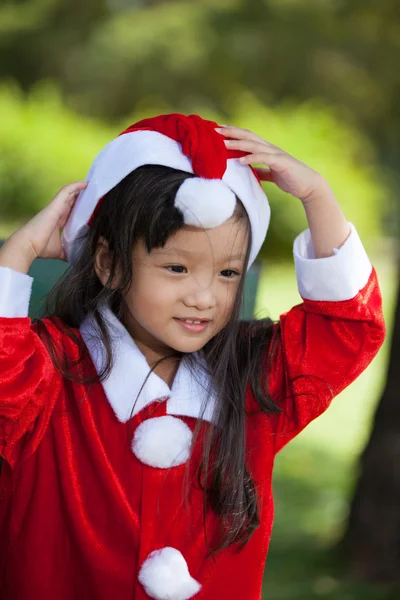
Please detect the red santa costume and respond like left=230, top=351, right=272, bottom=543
left=0, top=114, right=385, bottom=599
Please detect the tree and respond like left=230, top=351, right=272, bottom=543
left=342, top=275, right=400, bottom=582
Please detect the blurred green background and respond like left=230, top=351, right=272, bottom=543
left=0, top=1, right=399, bottom=598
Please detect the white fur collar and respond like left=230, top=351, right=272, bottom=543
left=79, top=304, right=217, bottom=424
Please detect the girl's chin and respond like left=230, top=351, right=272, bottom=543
left=169, top=339, right=208, bottom=354
left=166, top=332, right=211, bottom=354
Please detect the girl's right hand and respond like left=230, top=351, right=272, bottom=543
left=0, top=181, right=87, bottom=273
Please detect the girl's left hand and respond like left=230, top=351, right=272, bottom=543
left=216, top=125, right=326, bottom=203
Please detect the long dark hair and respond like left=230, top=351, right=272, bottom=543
left=36, top=164, right=280, bottom=555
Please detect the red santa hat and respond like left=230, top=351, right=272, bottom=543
left=61, top=113, right=270, bottom=267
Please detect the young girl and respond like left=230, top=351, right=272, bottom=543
left=0, top=113, right=385, bottom=600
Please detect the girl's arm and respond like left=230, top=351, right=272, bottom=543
left=299, top=179, right=351, bottom=258
left=0, top=180, right=87, bottom=273
left=0, top=182, right=86, bottom=467
left=217, top=124, right=351, bottom=258
left=266, top=237, right=384, bottom=453
left=219, top=126, right=385, bottom=451
left=0, top=283, right=61, bottom=467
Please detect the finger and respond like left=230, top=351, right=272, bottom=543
left=239, top=152, right=285, bottom=170
left=224, top=139, right=278, bottom=153
left=216, top=125, right=268, bottom=145
left=218, top=127, right=283, bottom=153
left=52, top=181, right=88, bottom=206
left=59, top=181, right=88, bottom=199
left=45, top=182, right=87, bottom=218
left=42, top=182, right=86, bottom=216
left=254, top=167, right=275, bottom=182
left=57, top=203, right=76, bottom=228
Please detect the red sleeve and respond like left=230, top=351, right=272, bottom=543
left=0, top=317, right=63, bottom=467
left=266, top=267, right=385, bottom=454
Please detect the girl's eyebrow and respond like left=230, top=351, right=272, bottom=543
left=153, top=247, right=191, bottom=256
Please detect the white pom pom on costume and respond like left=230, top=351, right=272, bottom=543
left=138, top=547, right=201, bottom=600
left=175, top=178, right=236, bottom=228
left=132, top=416, right=193, bottom=468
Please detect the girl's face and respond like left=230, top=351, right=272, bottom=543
left=117, top=216, right=248, bottom=360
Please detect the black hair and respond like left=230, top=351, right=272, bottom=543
left=36, top=164, right=280, bottom=555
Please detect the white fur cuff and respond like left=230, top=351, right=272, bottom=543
left=0, top=266, right=33, bottom=318
left=293, top=222, right=372, bottom=301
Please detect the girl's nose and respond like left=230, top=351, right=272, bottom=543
left=184, top=286, right=216, bottom=311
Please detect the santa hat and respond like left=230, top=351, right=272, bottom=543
left=61, top=113, right=270, bottom=267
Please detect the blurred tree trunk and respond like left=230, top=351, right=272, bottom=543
left=342, top=271, right=400, bottom=582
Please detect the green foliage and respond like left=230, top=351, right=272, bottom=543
left=62, top=2, right=216, bottom=119
left=1, top=1, right=399, bottom=202
left=0, top=82, right=113, bottom=221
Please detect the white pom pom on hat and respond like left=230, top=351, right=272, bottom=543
left=175, top=178, right=237, bottom=228
left=61, top=113, right=271, bottom=267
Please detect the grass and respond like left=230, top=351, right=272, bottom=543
left=255, top=254, right=399, bottom=599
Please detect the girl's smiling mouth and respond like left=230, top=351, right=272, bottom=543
left=174, top=317, right=211, bottom=333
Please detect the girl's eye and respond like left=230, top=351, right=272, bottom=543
left=220, top=269, right=240, bottom=279
left=165, top=265, right=187, bottom=274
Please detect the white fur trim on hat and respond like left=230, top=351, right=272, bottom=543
left=139, top=547, right=201, bottom=600
left=175, top=178, right=236, bottom=228
left=132, top=416, right=193, bottom=468
left=61, top=130, right=270, bottom=268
